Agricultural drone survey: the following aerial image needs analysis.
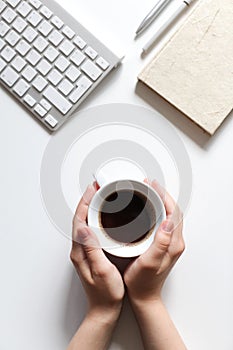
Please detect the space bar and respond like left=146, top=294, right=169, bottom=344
left=43, top=86, right=72, bottom=115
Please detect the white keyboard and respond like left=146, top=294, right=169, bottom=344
left=0, top=0, right=121, bottom=131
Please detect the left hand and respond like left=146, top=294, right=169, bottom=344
left=70, top=183, right=125, bottom=320
left=124, top=179, right=185, bottom=306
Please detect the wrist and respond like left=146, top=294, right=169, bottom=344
left=87, top=303, right=123, bottom=326
left=129, top=296, right=164, bottom=315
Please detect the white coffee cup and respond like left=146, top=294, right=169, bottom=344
left=88, top=170, right=166, bottom=258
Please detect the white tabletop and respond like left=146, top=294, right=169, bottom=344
left=1, top=0, right=233, bottom=349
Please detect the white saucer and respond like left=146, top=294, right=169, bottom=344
left=40, top=103, right=192, bottom=239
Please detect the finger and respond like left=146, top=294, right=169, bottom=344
left=70, top=239, right=91, bottom=280
left=146, top=178, right=183, bottom=245
left=77, top=226, right=109, bottom=276
left=72, top=216, right=87, bottom=242
left=144, top=178, right=174, bottom=214
left=140, top=220, right=173, bottom=269
left=153, top=181, right=183, bottom=229
left=74, top=184, right=97, bottom=224
left=168, top=220, right=185, bottom=258
left=151, top=180, right=176, bottom=215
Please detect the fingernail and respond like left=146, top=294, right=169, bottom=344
left=92, top=181, right=99, bottom=190
left=161, top=220, right=174, bottom=233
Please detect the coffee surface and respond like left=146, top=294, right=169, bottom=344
left=100, top=190, right=155, bottom=243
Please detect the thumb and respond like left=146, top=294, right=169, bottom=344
left=142, top=220, right=173, bottom=268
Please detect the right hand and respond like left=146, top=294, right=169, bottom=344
left=70, top=184, right=125, bottom=319
left=124, top=179, right=185, bottom=305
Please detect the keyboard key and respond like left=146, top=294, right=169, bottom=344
left=23, top=26, right=38, bottom=42
left=32, top=75, right=47, bottom=91
left=44, top=114, right=58, bottom=128
left=26, top=49, right=41, bottom=65
left=69, top=76, right=92, bottom=103
left=15, top=39, right=30, bottom=55
left=36, top=58, right=51, bottom=75
left=13, top=78, right=30, bottom=96
left=34, top=103, right=46, bottom=117
left=1, top=46, right=16, bottom=62
left=81, top=60, right=102, bottom=81
left=27, top=10, right=42, bottom=27
left=22, top=65, right=37, bottom=81
left=85, top=46, right=97, bottom=60
left=44, top=46, right=59, bottom=62
left=54, top=56, right=70, bottom=72
left=33, top=35, right=48, bottom=52
left=70, top=49, right=85, bottom=66
left=2, top=8, right=17, bottom=24
left=0, top=1, right=6, bottom=13
left=40, top=6, right=52, bottom=19
left=58, top=78, right=73, bottom=96
left=5, top=29, right=20, bottom=46
left=17, top=1, right=32, bottom=17
left=40, top=98, right=51, bottom=111
left=29, top=0, right=41, bottom=9
left=0, top=57, right=6, bottom=72
left=96, top=56, right=109, bottom=71
left=6, top=0, right=21, bottom=8
left=73, top=36, right=86, bottom=50
left=43, top=85, right=72, bottom=114
left=0, top=38, right=5, bottom=50
left=0, top=0, right=117, bottom=132
left=11, top=55, right=26, bottom=71
left=24, top=93, right=36, bottom=106
left=12, top=16, right=27, bottom=33
left=65, top=65, right=81, bottom=82
left=62, top=26, right=75, bottom=39
left=59, top=39, right=74, bottom=56
left=48, top=30, right=63, bottom=46
left=47, top=68, right=62, bottom=85
left=0, top=21, right=10, bottom=37
left=51, top=16, right=63, bottom=29
left=38, top=20, right=53, bottom=36
left=0, top=66, right=19, bottom=86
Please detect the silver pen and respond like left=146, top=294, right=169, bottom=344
left=136, top=0, right=172, bottom=36
left=142, top=0, right=194, bottom=52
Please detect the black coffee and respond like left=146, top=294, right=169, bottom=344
left=100, top=190, right=155, bottom=243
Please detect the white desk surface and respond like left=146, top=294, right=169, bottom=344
left=1, top=0, right=233, bottom=349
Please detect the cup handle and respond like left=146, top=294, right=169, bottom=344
left=93, top=168, right=108, bottom=187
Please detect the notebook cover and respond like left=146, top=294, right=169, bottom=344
left=138, top=0, right=233, bottom=135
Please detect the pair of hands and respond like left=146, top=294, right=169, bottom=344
left=70, top=180, right=185, bottom=320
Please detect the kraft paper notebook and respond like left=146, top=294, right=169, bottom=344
left=138, top=0, right=233, bottom=135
